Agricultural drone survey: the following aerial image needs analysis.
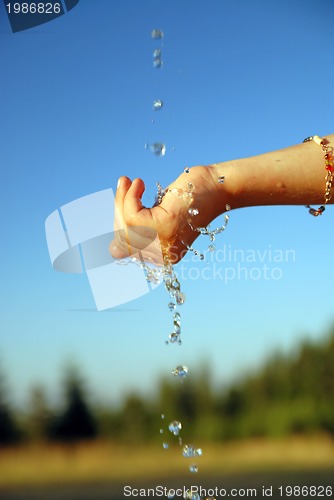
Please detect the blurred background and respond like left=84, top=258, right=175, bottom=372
left=1, top=0, right=334, bottom=498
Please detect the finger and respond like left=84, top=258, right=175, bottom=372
left=115, top=176, right=132, bottom=216
left=114, top=176, right=131, bottom=231
left=109, top=238, right=128, bottom=259
left=110, top=176, right=133, bottom=258
left=123, top=177, right=146, bottom=220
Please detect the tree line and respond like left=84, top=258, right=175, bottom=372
left=1, top=327, right=334, bottom=445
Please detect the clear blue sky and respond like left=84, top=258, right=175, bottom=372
left=1, top=0, right=334, bottom=408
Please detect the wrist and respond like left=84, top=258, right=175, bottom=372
left=206, top=161, right=242, bottom=214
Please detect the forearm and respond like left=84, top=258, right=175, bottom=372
left=211, top=134, right=334, bottom=213
left=110, top=135, right=333, bottom=264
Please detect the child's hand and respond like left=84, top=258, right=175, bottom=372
left=109, top=166, right=224, bottom=264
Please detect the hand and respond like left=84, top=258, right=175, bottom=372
left=109, top=165, right=225, bottom=264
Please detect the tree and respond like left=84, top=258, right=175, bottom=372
left=49, top=365, right=97, bottom=442
left=0, top=370, right=20, bottom=444
left=26, top=385, right=52, bottom=441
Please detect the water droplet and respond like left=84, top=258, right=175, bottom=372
left=183, top=192, right=193, bottom=204
left=172, top=365, right=188, bottom=378
left=208, top=244, right=216, bottom=252
left=209, top=234, right=215, bottom=242
left=225, top=203, right=231, bottom=211
left=153, top=99, right=163, bottom=111
left=189, top=464, right=198, bottom=473
left=173, top=321, right=181, bottom=333
left=179, top=437, right=183, bottom=445
left=168, top=420, right=182, bottom=436
left=156, top=181, right=167, bottom=204
left=175, top=292, right=185, bottom=305
left=199, top=254, right=204, bottom=261
left=163, top=442, right=169, bottom=449
left=160, top=428, right=164, bottom=434
left=167, top=491, right=175, bottom=499
left=174, top=312, right=181, bottom=320
left=161, top=414, right=165, bottom=419
left=184, top=167, right=190, bottom=173
left=153, top=58, right=163, bottom=68
left=153, top=49, right=161, bottom=58
left=150, top=143, right=166, bottom=156
left=224, top=214, right=230, bottom=222
left=187, top=182, right=195, bottom=192
left=168, top=302, right=176, bottom=311
left=182, top=444, right=195, bottom=458
left=182, top=444, right=202, bottom=458
left=151, top=29, right=164, bottom=39
left=188, top=208, right=199, bottom=216
left=218, top=176, right=225, bottom=184
left=169, top=332, right=179, bottom=343
left=183, top=492, right=200, bottom=500
left=170, top=187, right=185, bottom=199
left=171, top=279, right=180, bottom=291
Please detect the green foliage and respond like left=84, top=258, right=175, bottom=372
left=0, top=370, right=21, bottom=445
left=25, top=386, right=52, bottom=441
left=2, top=327, right=334, bottom=444
left=48, top=365, right=98, bottom=442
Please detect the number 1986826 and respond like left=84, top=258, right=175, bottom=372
left=6, top=2, right=62, bottom=14
left=279, top=485, right=332, bottom=497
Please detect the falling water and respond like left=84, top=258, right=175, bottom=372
left=145, top=27, right=232, bottom=496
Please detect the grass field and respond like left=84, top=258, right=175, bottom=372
left=0, top=435, right=333, bottom=491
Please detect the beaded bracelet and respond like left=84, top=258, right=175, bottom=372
left=303, top=135, right=333, bottom=216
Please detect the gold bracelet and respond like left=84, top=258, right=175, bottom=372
left=303, top=135, right=333, bottom=216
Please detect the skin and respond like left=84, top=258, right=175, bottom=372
left=109, top=134, right=334, bottom=264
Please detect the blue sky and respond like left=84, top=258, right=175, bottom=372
left=1, top=0, right=334, bottom=408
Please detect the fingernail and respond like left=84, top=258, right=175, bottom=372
left=117, top=177, right=121, bottom=188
